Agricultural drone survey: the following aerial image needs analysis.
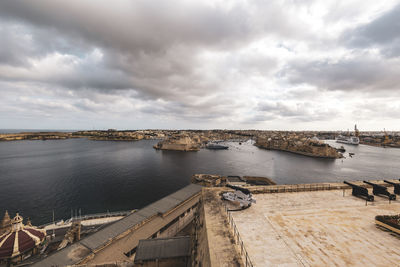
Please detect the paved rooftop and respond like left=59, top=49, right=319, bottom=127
left=134, top=236, right=190, bottom=262
left=232, top=188, right=400, bottom=267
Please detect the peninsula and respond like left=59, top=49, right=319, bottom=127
left=255, top=132, right=342, bottom=159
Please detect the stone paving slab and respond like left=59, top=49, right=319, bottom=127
left=232, top=189, right=400, bottom=267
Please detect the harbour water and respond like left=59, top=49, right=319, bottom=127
left=0, top=138, right=399, bottom=225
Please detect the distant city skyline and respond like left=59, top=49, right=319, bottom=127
left=1, top=0, right=400, bottom=130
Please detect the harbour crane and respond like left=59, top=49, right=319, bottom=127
left=354, top=124, right=359, bottom=137
left=383, top=128, right=390, bottom=146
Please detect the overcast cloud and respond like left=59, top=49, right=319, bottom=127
left=0, top=0, right=399, bottom=130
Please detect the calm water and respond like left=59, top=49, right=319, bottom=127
left=0, top=138, right=399, bottom=225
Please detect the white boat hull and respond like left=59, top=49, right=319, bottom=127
left=336, top=136, right=359, bottom=145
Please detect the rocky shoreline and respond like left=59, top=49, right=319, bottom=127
left=0, top=132, right=72, bottom=141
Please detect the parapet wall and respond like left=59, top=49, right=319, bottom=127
left=246, top=179, right=400, bottom=194
left=192, top=198, right=211, bottom=267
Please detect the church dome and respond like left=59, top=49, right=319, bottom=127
left=0, top=213, right=46, bottom=260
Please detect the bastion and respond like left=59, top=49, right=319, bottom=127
left=213, top=181, right=400, bottom=266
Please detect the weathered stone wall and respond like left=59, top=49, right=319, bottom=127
left=160, top=143, right=193, bottom=151
left=192, top=198, right=211, bottom=267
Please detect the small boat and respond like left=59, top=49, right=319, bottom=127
left=336, top=146, right=346, bottom=153
left=349, top=152, right=355, bottom=158
left=206, top=143, right=229, bottom=150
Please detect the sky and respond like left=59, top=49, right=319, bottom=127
left=0, top=0, right=400, bottom=131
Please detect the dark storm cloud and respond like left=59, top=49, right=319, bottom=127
left=0, top=21, right=39, bottom=67
left=283, top=3, right=400, bottom=93
left=0, top=0, right=299, bottom=101
left=342, top=4, right=400, bottom=57
left=0, top=1, right=253, bottom=51
left=0, top=0, right=299, bottom=52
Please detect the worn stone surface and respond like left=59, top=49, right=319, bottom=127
left=231, top=189, right=400, bottom=267
left=202, top=190, right=243, bottom=267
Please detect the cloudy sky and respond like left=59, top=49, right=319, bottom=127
left=0, top=0, right=399, bottom=130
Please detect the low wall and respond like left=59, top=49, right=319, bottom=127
left=247, top=179, right=400, bottom=194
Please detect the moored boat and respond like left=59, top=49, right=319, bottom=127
left=336, top=124, right=360, bottom=145
left=206, top=143, right=229, bottom=150
left=336, top=135, right=359, bottom=145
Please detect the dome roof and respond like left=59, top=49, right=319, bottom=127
left=0, top=214, right=46, bottom=259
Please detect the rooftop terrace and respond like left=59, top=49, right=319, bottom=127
left=230, top=187, right=400, bottom=266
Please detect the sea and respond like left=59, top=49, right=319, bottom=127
left=0, top=137, right=399, bottom=225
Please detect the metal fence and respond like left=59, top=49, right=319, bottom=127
left=68, top=210, right=134, bottom=222
left=224, top=205, right=254, bottom=267
left=251, top=183, right=339, bottom=194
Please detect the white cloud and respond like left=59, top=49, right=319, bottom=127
left=0, top=0, right=399, bottom=130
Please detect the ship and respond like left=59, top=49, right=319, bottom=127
left=336, top=135, right=359, bottom=145
left=205, top=143, right=229, bottom=150
left=336, top=125, right=360, bottom=145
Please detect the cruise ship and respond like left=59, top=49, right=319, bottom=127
left=336, top=124, right=360, bottom=145
left=336, top=135, right=360, bottom=145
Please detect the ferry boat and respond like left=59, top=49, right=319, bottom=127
left=206, top=143, right=229, bottom=150
left=336, top=135, right=359, bottom=145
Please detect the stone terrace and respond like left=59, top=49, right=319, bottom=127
left=231, top=188, right=400, bottom=267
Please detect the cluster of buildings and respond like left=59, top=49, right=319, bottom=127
left=359, top=132, right=400, bottom=148
left=153, top=130, right=250, bottom=151
left=255, top=132, right=342, bottom=158
left=73, top=130, right=165, bottom=141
